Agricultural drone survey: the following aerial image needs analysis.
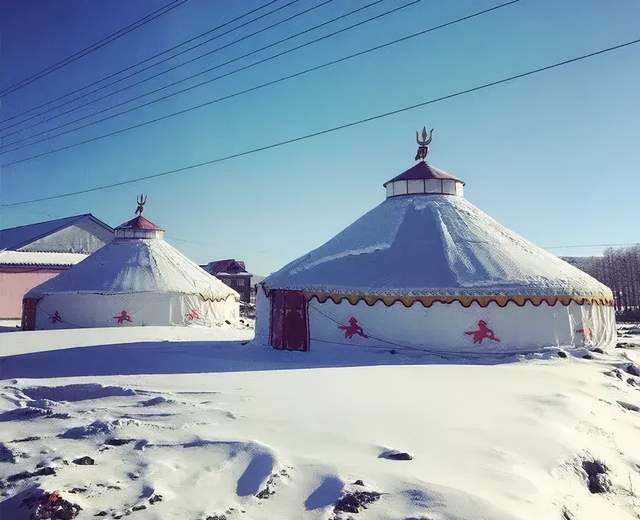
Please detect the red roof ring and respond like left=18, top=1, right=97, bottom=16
left=116, top=215, right=164, bottom=231
left=383, top=161, right=463, bottom=187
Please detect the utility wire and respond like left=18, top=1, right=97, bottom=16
left=0, top=0, right=282, bottom=127
left=2, top=37, right=639, bottom=208
left=0, top=0, right=189, bottom=97
left=0, top=0, right=417, bottom=154
left=0, top=1, right=281, bottom=127
left=1, top=0, right=306, bottom=134
left=0, top=0, right=338, bottom=142
left=544, top=243, right=639, bottom=249
left=165, top=232, right=640, bottom=251
left=0, top=0, right=315, bottom=134
left=2, top=0, right=391, bottom=144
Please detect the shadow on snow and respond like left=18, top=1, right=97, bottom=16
left=0, top=338, right=529, bottom=380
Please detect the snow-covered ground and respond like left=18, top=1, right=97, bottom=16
left=1, top=324, right=639, bottom=519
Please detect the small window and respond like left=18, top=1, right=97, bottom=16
left=385, top=184, right=393, bottom=198
left=425, top=179, right=441, bottom=193
left=407, top=179, right=424, bottom=194
left=393, top=181, right=408, bottom=195
left=442, top=180, right=456, bottom=195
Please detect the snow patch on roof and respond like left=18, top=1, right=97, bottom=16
left=26, top=237, right=238, bottom=300
left=264, top=195, right=612, bottom=298
left=289, top=244, right=390, bottom=275
left=0, top=250, right=88, bottom=266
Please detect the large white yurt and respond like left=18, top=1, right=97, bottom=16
left=256, top=130, right=616, bottom=353
left=22, top=201, right=239, bottom=330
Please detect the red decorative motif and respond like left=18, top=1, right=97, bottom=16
left=465, top=320, right=500, bottom=344
left=339, top=317, right=368, bottom=339
left=308, top=292, right=613, bottom=309
left=576, top=326, right=593, bottom=343
left=113, top=310, right=133, bottom=324
left=49, top=311, right=63, bottom=324
left=186, top=309, right=200, bottom=321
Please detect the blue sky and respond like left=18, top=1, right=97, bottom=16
left=1, top=0, right=638, bottom=275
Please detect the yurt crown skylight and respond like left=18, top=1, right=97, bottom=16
left=383, top=128, right=465, bottom=199
left=114, top=194, right=165, bottom=239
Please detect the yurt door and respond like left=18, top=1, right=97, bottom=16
left=270, top=290, right=309, bottom=351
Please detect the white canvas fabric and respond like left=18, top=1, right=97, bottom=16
left=264, top=195, right=611, bottom=299
left=33, top=292, right=237, bottom=329
left=0, top=250, right=87, bottom=266
left=255, top=290, right=616, bottom=353
left=26, top=234, right=239, bottom=330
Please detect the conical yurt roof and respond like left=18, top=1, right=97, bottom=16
left=264, top=137, right=612, bottom=307
left=26, top=211, right=237, bottom=302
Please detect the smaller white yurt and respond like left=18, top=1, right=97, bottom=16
left=22, top=199, right=239, bottom=330
left=256, top=129, right=616, bottom=353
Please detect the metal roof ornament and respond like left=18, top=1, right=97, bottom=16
left=415, top=126, right=433, bottom=161
left=135, top=194, right=147, bottom=216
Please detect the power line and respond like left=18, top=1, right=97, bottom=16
left=1, top=0, right=312, bottom=138
left=1, top=0, right=419, bottom=156
left=544, top=243, right=639, bottom=249
left=0, top=0, right=323, bottom=136
left=0, top=0, right=282, bottom=127
left=0, top=0, right=304, bottom=133
left=0, top=0, right=510, bottom=159
left=2, top=36, right=639, bottom=208
left=167, top=236, right=637, bottom=252
left=167, top=233, right=640, bottom=251
left=0, top=0, right=341, bottom=143
left=0, top=0, right=189, bottom=97
left=0, top=0, right=384, bottom=145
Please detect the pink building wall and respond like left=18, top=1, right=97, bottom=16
left=0, top=269, right=64, bottom=319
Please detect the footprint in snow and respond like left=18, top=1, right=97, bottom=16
left=305, top=475, right=344, bottom=510
left=236, top=451, right=275, bottom=497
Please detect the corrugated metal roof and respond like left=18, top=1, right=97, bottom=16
left=0, top=214, right=113, bottom=250
left=0, top=250, right=88, bottom=266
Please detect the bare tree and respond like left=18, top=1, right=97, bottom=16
left=586, top=246, right=640, bottom=321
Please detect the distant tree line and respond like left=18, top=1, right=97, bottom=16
left=589, top=246, right=640, bottom=321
